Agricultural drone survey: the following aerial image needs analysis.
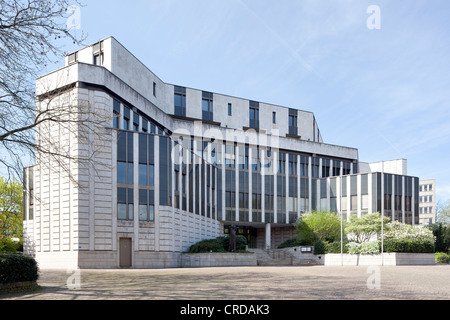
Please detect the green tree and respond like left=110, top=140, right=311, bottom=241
left=0, top=177, right=23, bottom=240
left=436, top=199, right=450, bottom=225
left=295, top=210, right=343, bottom=244
left=429, top=223, right=450, bottom=253
left=345, top=212, right=390, bottom=243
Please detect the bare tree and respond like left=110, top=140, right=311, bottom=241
left=0, top=0, right=90, bottom=180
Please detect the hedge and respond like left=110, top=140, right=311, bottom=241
left=189, top=235, right=248, bottom=253
left=435, top=252, right=449, bottom=264
left=382, top=239, right=434, bottom=253
left=325, top=241, right=349, bottom=254
left=278, top=239, right=312, bottom=249
left=0, top=254, right=39, bottom=285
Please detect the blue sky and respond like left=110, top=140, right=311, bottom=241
left=58, top=0, right=450, bottom=202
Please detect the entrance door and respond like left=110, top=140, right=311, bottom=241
left=119, top=238, right=132, bottom=268
left=224, top=226, right=258, bottom=249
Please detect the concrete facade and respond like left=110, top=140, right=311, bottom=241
left=23, top=37, right=421, bottom=269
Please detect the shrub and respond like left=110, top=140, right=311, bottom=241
left=0, top=238, right=20, bottom=253
left=222, top=235, right=247, bottom=252
left=360, top=241, right=381, bottom=254
left=189, top=238, right=226, bottom=253
left=188, top=235, right=248, bottom=253
left=325, top=241, right=348, bottom=254
left=345, top=213, right=390, bottom=243
left=0, top=254, right=39, bottom=284
left=278, top=239, right=312, bottom=249
left=295, top=211, right=343, bottom=244
left=382, top=239, right=434, bottom=253
left=435, top=252, right=449, bottom=264
left=384, top=221, right=435, bottom=243
left=313, top=240, right=326, bottom=255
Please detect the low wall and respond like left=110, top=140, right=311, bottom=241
left=281, top=247, right=323, bottom=265
left=324, top=253, right=436, bottom=266
left=181, top=253, right=257, bottom=268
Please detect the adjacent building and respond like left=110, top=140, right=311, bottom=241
left=23, top=37, right=420, bottom=269
left=419, top=179, right=436, bottom=225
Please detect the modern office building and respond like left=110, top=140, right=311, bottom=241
left=418, top=179, right=436, bottom=225
left=359, top=159, right=407, bottom=176
left=22, top=37, right=419, bottom=269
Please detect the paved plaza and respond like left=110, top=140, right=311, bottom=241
left=1, top=265, right=449, bottom=301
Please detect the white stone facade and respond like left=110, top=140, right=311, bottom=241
left=23, top=36, right=420, bottom=269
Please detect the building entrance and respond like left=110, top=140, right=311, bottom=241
left=224, top=225, right=258, bottom=249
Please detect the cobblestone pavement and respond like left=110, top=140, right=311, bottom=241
left=1, top=265, right=449, bottom=301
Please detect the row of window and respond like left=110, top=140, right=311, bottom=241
left=419, top=195, right=433, bottom=203
left=117, top=187, right=155, bottom=222
left=173, top=86, right=299, bottom=135
left=117, top=131, right=156, bottom=222
left=419, top=184, right=433, bottom=192
left=113, top=98, right=168, bottom=135
left=419, top=206, right=434, bottom=214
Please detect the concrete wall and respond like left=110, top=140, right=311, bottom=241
left=324, top=253, right=436, bottom=266
left=181, top=253, right=257, bottom=268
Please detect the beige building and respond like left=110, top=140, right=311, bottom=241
left=419, top=179, right=436, bottom=225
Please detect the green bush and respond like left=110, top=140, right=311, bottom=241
left=189, top=235, right=248, bottom=253
left=296, top=211, right=343, bottom=244
left=325, top=241, right=349, bottom=254
left=0, top=238, right=20, bottom=253
left=382, top=239, right=434, bottom=253
left=347, top=241, right=381, bottom=254
left=278, top=239, right=312, bottom=249
left=435, top=252, right=449, bottom=264
left=223, top=235, right=247, bottom=252
left=0, top=254, right=39, bottom=284
left=189, top=238, right=226, bottom=253
left=313, top=240, right=326, bottom=255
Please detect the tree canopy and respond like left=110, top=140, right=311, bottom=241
left=0, top=177, right=23, bottom=239
left=295, top=211, right=343, bottom=244
left=345, top=212, right=390, bottom=243
left=0, top=0, right=86, bottom=178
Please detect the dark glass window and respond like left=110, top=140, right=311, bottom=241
left=174, top=86, right=186, bottom=117
left=132, top=112, right=139, bottom=131
left=118, top=187, right=134, bottom=220
left=139, top=189, right=155, bottom=221
left=322, top=159, right=330, bottom=178
left=138, top=133, right=155, bottom=187
left=289, top=115, right=298, bottom=136
left=249, top=101, right=259, bottom=129
left=117, top=131, right=134, bottom=184
left=159, top=136, right=172, bottom=206
left=312, top=157, right=319, bottom=178
left=288, top=154, right=297, bottom=175
left=202, top=91, right=213, bottom=121
left=342, top=161, right=351, bottom=175
left=333, top=160, right=341, bottom=176
left=123, top=106, right=131, bottom=130
left=228, top=103, right=232, bottom=116
left=113, top=99, right=120, bottom=129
